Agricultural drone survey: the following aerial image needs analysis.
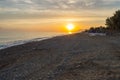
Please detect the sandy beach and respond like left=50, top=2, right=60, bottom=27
left=0, top=32, right=120, bottom=80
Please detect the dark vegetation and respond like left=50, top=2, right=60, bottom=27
left=85, top=26, right=107, bottom=33
left=86, top=10, right=120, bottom=33
left=106, top=10, right=120, bottom=31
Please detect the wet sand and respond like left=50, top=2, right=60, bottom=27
left=0, top=32, right=120, bottom=80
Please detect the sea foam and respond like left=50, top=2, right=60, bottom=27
left=0, top=37, right=49, bottom=50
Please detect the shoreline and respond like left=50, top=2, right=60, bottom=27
left=0, top=32, right=72, bottom=51
left=0, top=34, right=65, bottom=50
left=0, top=37, right=48, bottom=50
left=0, top=31, right=67, bottom=50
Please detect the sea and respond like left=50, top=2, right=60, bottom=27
left=0, top=30, right=66, bottom=50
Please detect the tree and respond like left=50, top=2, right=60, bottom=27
left=106, top=10, right=120, bottom=31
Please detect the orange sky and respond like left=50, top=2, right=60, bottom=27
left=0, top=17, right=105, bottom=32
left=0, top=0, right=120, bottom=32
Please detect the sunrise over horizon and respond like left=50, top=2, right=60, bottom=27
left=0, top=0, right=120, bottom=32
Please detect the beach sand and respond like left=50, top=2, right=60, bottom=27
left=0, top=32, right=120, bottom=80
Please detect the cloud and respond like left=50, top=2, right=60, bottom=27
left=0, top=0, right=120, bottom=19
left=0, top=0, right=120, bottom=10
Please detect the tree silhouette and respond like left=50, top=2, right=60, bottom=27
left=106, top=10, right=120, bottom=31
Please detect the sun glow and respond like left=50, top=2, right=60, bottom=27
left=66, top=23, right=75, bottom=31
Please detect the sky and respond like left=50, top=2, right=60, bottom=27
left=0, top=0, right=120, bottom=32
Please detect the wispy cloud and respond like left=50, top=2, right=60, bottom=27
left=0, top=0, right=120, bottom=19
left=0, top=0, right=120, bottom=10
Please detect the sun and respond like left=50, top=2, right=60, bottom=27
left=66, top=23, right=75, bottom=31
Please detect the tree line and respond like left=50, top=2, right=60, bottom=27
left=86, top=10, right=120, bottom=33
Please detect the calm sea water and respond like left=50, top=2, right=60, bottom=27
left=0, top=30, right=66, bottom=49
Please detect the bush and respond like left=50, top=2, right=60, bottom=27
left=87, top=26, right=106, bottom=33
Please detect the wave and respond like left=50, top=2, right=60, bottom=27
left=0, top=37, right=49, bottom=50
